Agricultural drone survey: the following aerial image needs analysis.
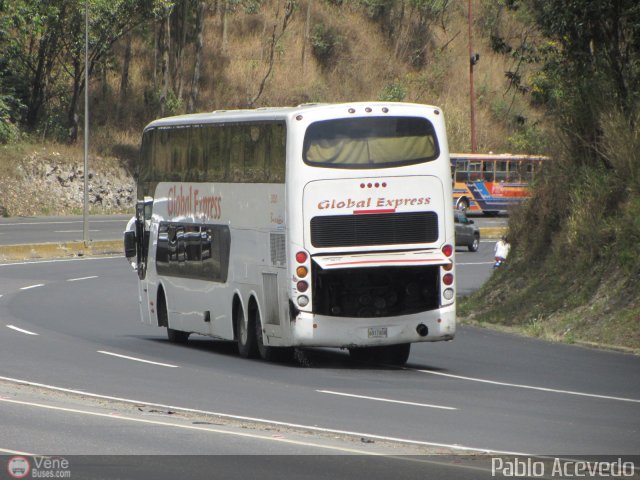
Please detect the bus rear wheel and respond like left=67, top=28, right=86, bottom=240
left=167, top=327, right=190, bottom=343
left=349, top=343, right=411, bottom=366
left=236, top=301, right=258, bottom=358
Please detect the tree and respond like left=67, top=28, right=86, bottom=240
left=188, top=0, right=206, bottom=113
left=505, top=0, right=640, bottom=168
left=0, top=0, right=173, bottom=141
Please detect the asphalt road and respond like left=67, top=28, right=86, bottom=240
left=0, top=214, right=131, bottom=245
left=1, top=245, right=638, bottom=464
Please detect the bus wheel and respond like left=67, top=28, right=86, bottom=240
left=349, top=344, right=411, bottom=366
left=381, top=343, right=411, bottom=366
left=158, top=290, right=189, bottom=343
left=167, top=327, right=190, bottom=343
left=253, top=305, right=293, bottom=362
left=236, top=301, right=258, bottom=358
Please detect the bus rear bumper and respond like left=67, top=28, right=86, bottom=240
left=289, top=305, right=456, bottom=348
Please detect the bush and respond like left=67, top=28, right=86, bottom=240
left=0, top=96, right=20, bottom=144
left=310, top=23, right=344, bottom=69
left=378, top=83, right=406, bottom=101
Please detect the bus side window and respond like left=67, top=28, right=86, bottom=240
left=267, top=123, right=286, bottom=183
left=243, top=124, right=265, bottom=182
left=455, top=159, right=469, bottom=182
left=495, top=160, right=508, bottom=182
left=169, top=128, right=189, bottom=181
left=521, top=161, right=534, bottom=182
left=229, top=126, right=244, bottom=182
left=469, top=161, right=482, bottom=181
left=483, top=161, right=495, bottom=182
left=213, top=125, right=230, bottom=182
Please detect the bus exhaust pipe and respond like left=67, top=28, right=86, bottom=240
left=416, top=324, right=429, bottom=337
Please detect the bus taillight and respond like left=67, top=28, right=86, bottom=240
left=296, top=251, right=308, bottom=263
left=443, top=273, right=454, bottom=286
left=297, top=281, right=309, bottom=292
left=442, top=244, right=453, bottom=257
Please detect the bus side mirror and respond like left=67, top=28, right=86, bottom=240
left=124, top=230, right=137, bottom=258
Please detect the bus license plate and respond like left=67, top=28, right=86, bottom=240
left=368, top=327, right=387, bottom=339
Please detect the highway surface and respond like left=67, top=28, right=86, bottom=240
left=0, top=214, right=131, bottom=245
left=1, top=242, right=638, bottom=467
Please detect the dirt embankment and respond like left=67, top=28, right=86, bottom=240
left=0, top=150, right=134, bottom=217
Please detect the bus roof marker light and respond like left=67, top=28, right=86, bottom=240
left=296, top=115, right=303, bottom=121
left=365, top=107, right=372, bottom=113
left=348, top=108, right=356, bottom=114
left=382, top=107, right=389, bottom=113
left=434, top=110, right=440, bottom=115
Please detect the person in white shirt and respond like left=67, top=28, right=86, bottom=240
left=494, top=236, right=510, bottom=267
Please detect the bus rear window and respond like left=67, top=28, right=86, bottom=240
left=303, top=116, right=439, bottom=168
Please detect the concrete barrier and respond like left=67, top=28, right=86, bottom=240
left=0, top=240, right=123, bottom=262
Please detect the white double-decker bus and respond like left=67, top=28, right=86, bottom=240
left=125, top=102, right=456, bottom=365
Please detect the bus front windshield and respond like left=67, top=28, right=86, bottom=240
left=303, top=116, right=439, bottom=169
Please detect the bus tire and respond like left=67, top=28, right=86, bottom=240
left=349, top=343, right=411, bottom=366
left=236, top=300, right=258, bottom=358
left=167, top=327, right=190, bottom=343
left=158, top=289, right=189, bottom=343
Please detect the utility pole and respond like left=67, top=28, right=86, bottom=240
left=83, top=0, right=90, bottom=245
left=468, top=0, right=478, bottom=153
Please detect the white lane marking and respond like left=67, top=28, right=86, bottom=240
left=0, top=375, right=530, bottom=456
left=413, top=369, right=640, bottom=404
left=97, top=351, right=179, bottom=368
left=0, top=256, right=119, bottom=267
left=54, top=230, right=100, bottom=233
left=0, top=397, right=405, bottom=457
left=19, top=284, right=44, bottom=290
left=0, top=447, right=36, bottom=455
left=318, top=390, right=457, bottom=411
left=6, top=325, right=39, bottom=336
left=457, top=261, right=493, bottom=265
left=67, top=275, right=98, bottom=282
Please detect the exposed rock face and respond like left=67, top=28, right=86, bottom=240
left=0, top=151, right=135, bottom=217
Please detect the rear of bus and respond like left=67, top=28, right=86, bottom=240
left=285, top=103, right=456, bottom=354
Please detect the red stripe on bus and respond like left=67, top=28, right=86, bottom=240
left=325, top=258, right=445, bottom=267
left=353, top=209, right=396, bottom=214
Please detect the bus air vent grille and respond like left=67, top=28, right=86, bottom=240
left=310, top=211, right=439, bottom=248
left=270, top=233, right=286, bottom=266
